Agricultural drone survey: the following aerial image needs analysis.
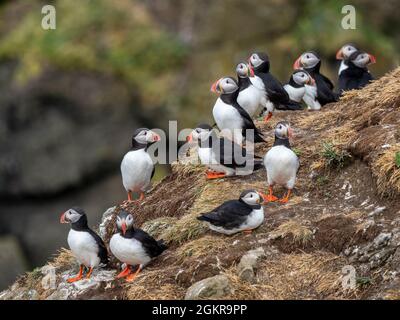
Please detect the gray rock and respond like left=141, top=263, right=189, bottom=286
left=99, top=207, right=116, bottom=239
left=185, top=275, right=232, bottom=300
left=373, top=232, right=392, bottom=249
left=237, top=247, right=265, bottom=283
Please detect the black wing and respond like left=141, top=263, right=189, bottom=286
left=319, top=73, right=335, bottom=90
left=197, top=200, right=252, bottom=229
left=233, top=102, right=265, bottom=143
left=87, top=229, right=108, bottom=265
left=133, top=229, right=167, bottom=258
left=151, top=166, right=155, bottom=179
left=314, top=74, right=338, bottom=105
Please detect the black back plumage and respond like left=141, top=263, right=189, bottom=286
left=197, top=198, right=259, bottom=230
left=123, top=228, right=167, bottom=258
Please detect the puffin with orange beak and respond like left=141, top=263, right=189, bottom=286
left=293, top=51, right=337, bottom=105
left=336, top=43, right=359, bottom=75
left=60, top=207, right=108, bottom=283
left=247, top=52, right=303, bottom=123
left=211, top=76, right=265, bottom=145
left=338, top=50, right=376, bottom=94
left=262, top=121, right=299, bottom=204
left=284, top=70, right=320, bottom=110
left=121, top=128, right=160, bottom=202
left=235, top=62, right=264, bottom=118
left=109, top=210, right=167, bottom=282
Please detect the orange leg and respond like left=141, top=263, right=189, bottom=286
left=126, top=265, right=142, bottom=282
left=279, top=189, right=292, bottom=204
left=243, top=229, right=252, bottom=234
left=116, top=265, right=131, bottom=279
left=67, top=265, right=84, bottom=283
left=262, top=186, right=278, bottom=202
left=206, top=171, right=226, bottom=180
left=264, top=112, right=273, bottom=123
left=86, top=267, right=94, bottom=279
left=127, top=191, right=133, bottom=201
left=138, top=192, right=145, bottom=201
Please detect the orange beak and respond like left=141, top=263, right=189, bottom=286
left=288, top=127, right=294, bottom=139
left=336, top=48, right=344, bottom=60
left=293, top=56, right=302, bottom=69
left=210, top=78, right=222, bottom=93
left=248, top=64, right=255, bottom=77
left=121, top=222, right=127, bottom=235
left=186, top=133, right=193, bottom=142
left=368, top=54, right=376, bottom=64
left=60, top=212, right=67, bottom=224
left=308, top=76, right=316, bottom=86
left=152, top=133, right=160, bottom=142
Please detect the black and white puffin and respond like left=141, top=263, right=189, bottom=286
left=211, top=76, right=265, bottom=145
left=109, top=210, right=167, bottom=282
left=187, top=123, right=264, bottom=179
left=197, top=190, right=264, bottom=235
left=121, top=128, right=160, bottom=201
left=247, top=52, right=303, bottom=122
left=284, top=70, right=320, bottom=110
left=338, top=50, right=375, bottom=93
left=236, top=62, right=264, bottom=118
left=336, top=43, right=359, bottom=75
left=60, top=207, right=108, bottom=282
left=293, top=51, right=338, bottom=105
left=263, top=121, right=299, bottom=203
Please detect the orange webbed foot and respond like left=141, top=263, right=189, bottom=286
left=206, top=171, right=226, bottom=180
left=116, top=265, right=131, bottom=279
left=264, top=112, right=273, bottom=123
left=67, top=265, right=84, bottom=283
left=243, top=229, right=253, bottom=234
left=125, top=265, right=142, bottom=282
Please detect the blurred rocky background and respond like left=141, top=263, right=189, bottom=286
left=0, top=0, right=398, bottom=290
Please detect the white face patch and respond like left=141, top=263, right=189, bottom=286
left=65, top=209, right=82, bottom=224
left=219, top=77, right=238, bottom=94
left=342, top=45, right=357, bottom=59
left=117, top=214, right=134, bottom=231
left=241, top=191, right=261, bottom=206
left=301, top=52, right=319, bottom=68
left=236, top=63, right=249, bottom=78
left=192, top=128, right=212, bottom=142
left=250, top=54, right=263, bottom=68
left=275, top=123, right=290, bottom=139
left=352, top=53, right=371, bottom=68
left=293, top=71, right=310, bottom=85
left=134, top=130, right=159, bottom=144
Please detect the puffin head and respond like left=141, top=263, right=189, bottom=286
left=348, top=50, right=376, bottom=68
left=274, top=121, right=293, bottom=139
left=236, top=62, right=254, bottom=78
left=239, top=190, right=263, bottom=206
left=116, top=210, right=134, bottom=236
left=60, top=207, right=86, bottom=224
left=210, top=77, right=239, bottom=94
left=292, top=69, right=315, bottom=86
left=336, top=43, right=358, bottom=60
left=293, top=51, right=320, bottom=69
left=188, top=123, right=213, bottom=143
left=132, top=128, right=160, bottom=147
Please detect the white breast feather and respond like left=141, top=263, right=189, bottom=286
left=109, top=233, right=152, bottom=266
left=120, top=149, right=154, bottom=192
left=67, top=230, right=101, bottom=268
left=283, top=84, right=305, bottom=102
left=237, top=85, right=263, bottom=117
left=264, top=145, right=299, bottom=189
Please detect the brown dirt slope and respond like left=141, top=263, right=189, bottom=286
left=3, top=67, right=400, bottom=300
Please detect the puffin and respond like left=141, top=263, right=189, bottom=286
left=197, top=190, right=264, bottom=235
left=336, top=43, right=359, bottom=75
left=263, top=121, right=299, bottom=203
left=293, top=51, right=338, bottom=105
left=284, top=70, right=320, bottom=111
left=211, top=76, right=265, bottom=145
left=188, top=123, right=264, bottom=179
left=60, top=207, right=108, bottom=282
left=338, top=50, right=375, bottom=93
left=236, top=62, right=264, bottom=118
left=247, top=52, right=303, bottom=122
left=109, top=210, right=167, bottom=282
left=121, top=128, right=160, bottom=201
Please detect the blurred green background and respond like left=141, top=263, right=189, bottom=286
left=0, top=0, right=398, bottom=289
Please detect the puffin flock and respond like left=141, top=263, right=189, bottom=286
left=60, top=43, right=376, bottom=283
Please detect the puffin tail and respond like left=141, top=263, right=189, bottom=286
left=253, top=159, right=264, bottom=171
left=277, top=100, right=304, bottom=111
left=254, top=129, right=266, bottom=143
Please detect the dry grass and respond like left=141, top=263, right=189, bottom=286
left=49, top=248, right=75, bottom=269
left=223, top=252, right=353, bottom=300
left=141, top=217, right=178, bottom=238
left=270, top=220, right=313, bottom=245
left=372, top=145, right=400, bottom=197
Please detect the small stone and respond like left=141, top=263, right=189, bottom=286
left=184, top=275, right=231, bottom=300
left=373, top=232, right=392, bottom=249
left=237, top=247, right=265, bottom=283
left=99, top=207, right=116, bottom=239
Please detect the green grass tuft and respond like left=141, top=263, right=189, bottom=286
left=322, top=142, right=352, bottom=169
